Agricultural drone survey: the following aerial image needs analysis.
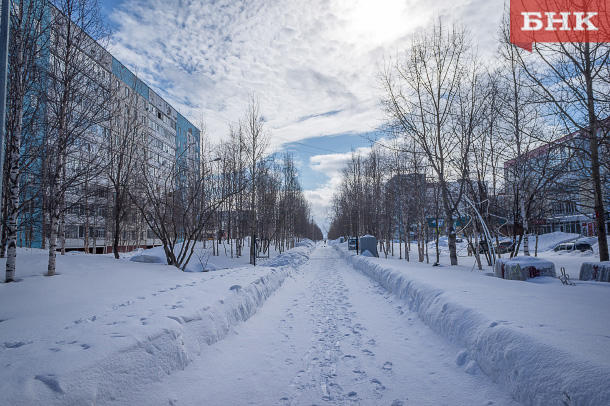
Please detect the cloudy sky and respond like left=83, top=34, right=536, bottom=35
left=101, top=0, right=506, bottom=234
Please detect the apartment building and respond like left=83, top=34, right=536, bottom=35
left=16, top=2, right=201, bottom=253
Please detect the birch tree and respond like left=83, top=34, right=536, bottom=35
left=4, top=0, right=49, bottom=282
left=240, top=98, right=269, bottom=266
left=44, top=0, right=109, bottom=276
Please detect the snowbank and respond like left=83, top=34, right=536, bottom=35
left=126, top=239, right=294, bottom=272
left=336, top=246, right=610, bottom=405
left=0, top=244, right=313, bottom=405
left=130, top=254, right=164, bottom=264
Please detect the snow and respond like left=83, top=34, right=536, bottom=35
left=129, top=254, right=163, bottom=264
left=337, top=242, right=610, bottom=405
left=361, top=249, right=374, bottom=257
left=429, top=232, right=597, bottom=256
left=121, top=246, right=518, bottom=406
left=126, top=239, right=284, bottom=272
left=1, top=235, right=609, bottom=405
left=0, top=242, right=313, bottom=405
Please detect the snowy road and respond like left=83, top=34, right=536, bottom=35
left=121, top=246, right=518, bottom=405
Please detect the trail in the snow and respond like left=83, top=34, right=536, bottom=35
left=120, top=246, right=518, bottom=406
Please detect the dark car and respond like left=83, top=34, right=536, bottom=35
left=495, top=241, right=515, bottom=254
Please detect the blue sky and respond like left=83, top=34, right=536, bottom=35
left=99, top=0, right=506, bottom=232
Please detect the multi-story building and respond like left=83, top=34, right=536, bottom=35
left=503, top=125, right=609, bottom=237
left=16, top=2, right=201, bottom=253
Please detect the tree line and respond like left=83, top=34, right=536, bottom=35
left=329, top=15, right=610, bottom=265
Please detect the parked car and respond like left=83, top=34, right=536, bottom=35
left=553, top=242, right=593, bottom=252
left=495, top=241, right=515, bottom=254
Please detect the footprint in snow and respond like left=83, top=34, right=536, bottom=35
left=371, top=378, right=385, bottom=393
left=3, top=340, right=33, bottom=349
left=34, top=374, right=64, bottom=394
left=352, top=370, right=366, bottom=381
left=382, top=361, right=393, bottom=371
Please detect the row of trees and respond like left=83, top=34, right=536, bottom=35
left=203, top=100, right=322, bottom=266
left=2, top=0, right=321, bottom=282
left=329, top=15, right=610, bottom=264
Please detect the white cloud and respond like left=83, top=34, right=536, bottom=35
left=107, top=0, right=506, bottom=231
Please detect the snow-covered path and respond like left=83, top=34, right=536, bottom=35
left=124, top=246, right=517, bottom=406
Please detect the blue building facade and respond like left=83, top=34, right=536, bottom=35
left=15, top=1, right=201, bottom=251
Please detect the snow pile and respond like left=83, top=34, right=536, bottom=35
left=124, top=240, right=294, bottom=272
left=523, top=232, right=579, bottom=252
left=579, top=262, right=610, bottom=282
left=494, top=257, right=556, bottom=280
left=295, top=239, right=315, bottom=248
left=0, top=243, right=314, bottom=405
left=264, top=240, right=314, bottom=267
left=130, top=254, right=164, bottom=264
left=336, top=246, right=610, bottom=405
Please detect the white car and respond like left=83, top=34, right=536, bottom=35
left=553, top=242, right=593, bottom=252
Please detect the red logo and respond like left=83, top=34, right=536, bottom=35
left=510, top=0, right=610, bottom=51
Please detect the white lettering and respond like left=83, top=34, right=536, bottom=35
left=545, top=12, right=570, bottom=31
left=574, top=12, right=599, bottom=31
left=522, top=12, right=543, bottom=31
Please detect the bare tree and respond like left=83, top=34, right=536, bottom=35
left=128, top=146, right=225, bottom=270
left=516, top=33, right=610, bottom=261
left=106, top=75, right=147, bottom=258
left=240, top=97, right=269, bottom=266
left=43, top=0, right=110, bottom=276
left=380, top=18, right=477, bottom=265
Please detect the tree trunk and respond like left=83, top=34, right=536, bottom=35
left=440, top=181, right=458, bottom=265
left=5, top=132, right=22, bottom=282
left=59, top=213, right=66, bottom=255
left=47, top=212, right=60, bottom=276
left=474, top=231, right=482, bottom=270
left=584, top=43, right=609, bottom=262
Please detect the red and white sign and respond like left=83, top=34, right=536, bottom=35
left=510, top=0, right=610, bottom=51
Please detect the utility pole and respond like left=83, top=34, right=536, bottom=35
left=0, top=0, right=10, bottom=208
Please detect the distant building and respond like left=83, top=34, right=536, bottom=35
left=503, top=124, right=610, bottom=237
